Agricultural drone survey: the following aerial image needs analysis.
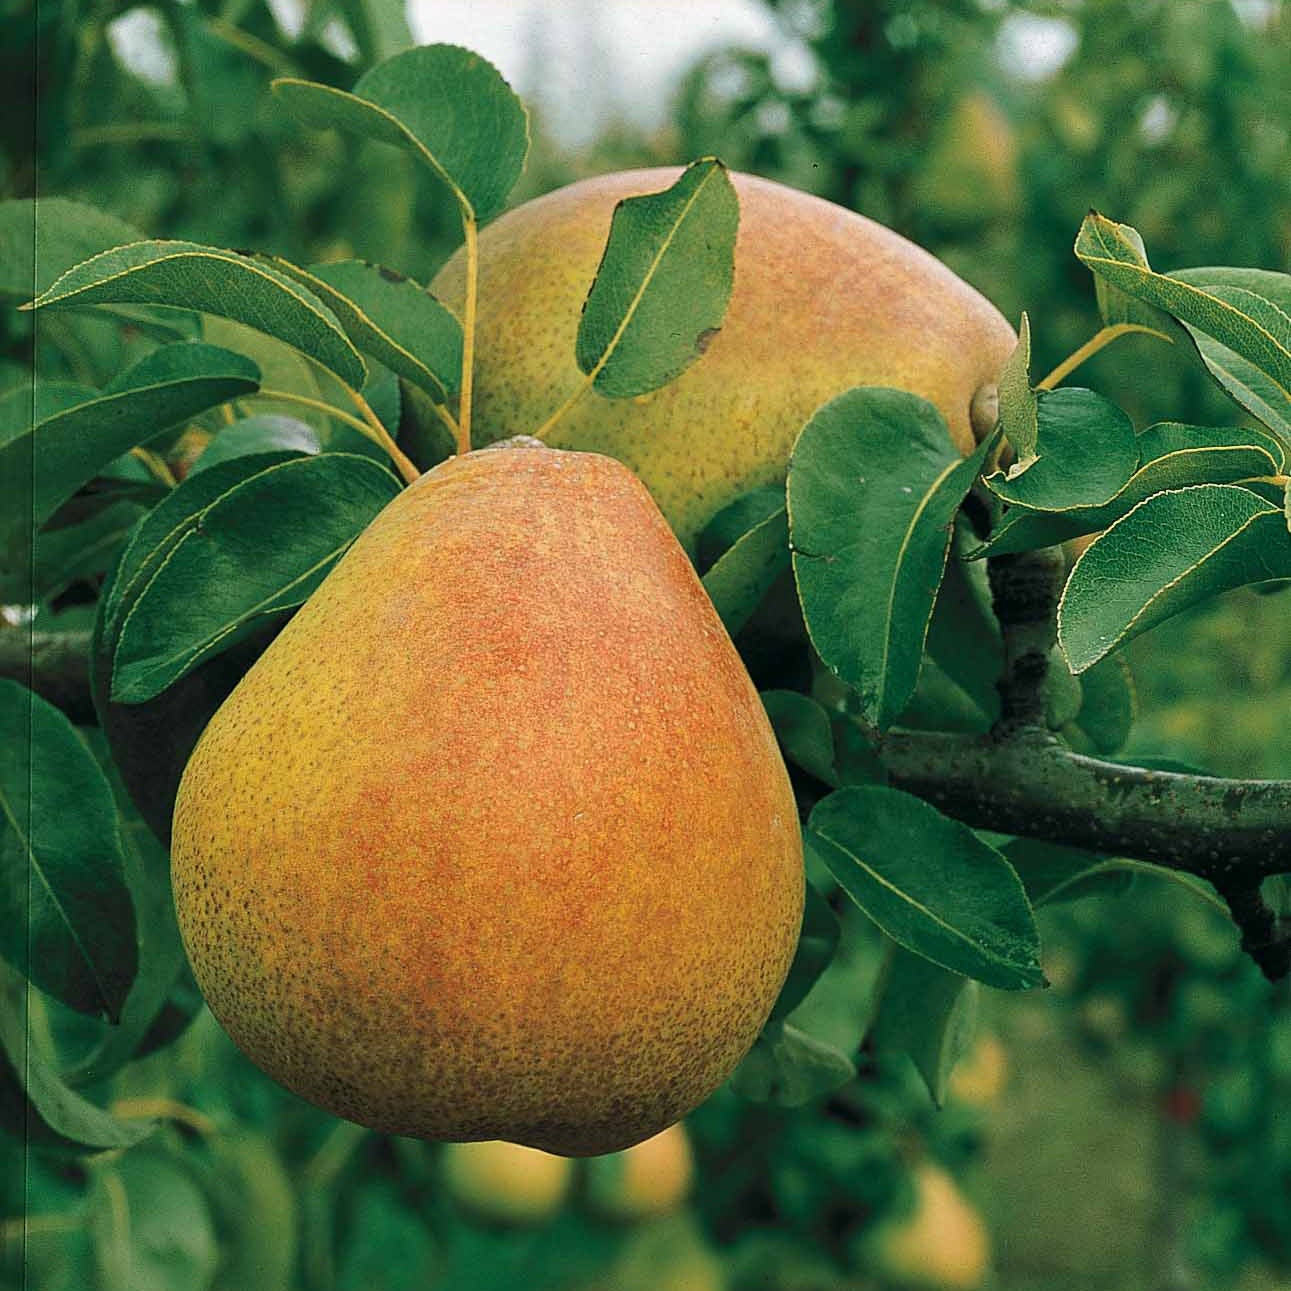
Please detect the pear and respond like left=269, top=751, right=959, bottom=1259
left=441, top=1140, right=573, bottom=1225
left=866, top=1163, right=992, bottom=1290
left=171, top=439, right=804, bottom=1156
left=432, top=168, right=1015, bottom=552
left=585, top=1122, right=695, bottom=1222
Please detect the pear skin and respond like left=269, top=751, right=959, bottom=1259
left=432, top=169, right=1016, bottom=552
left=171, top=441, right=803, bottom=1156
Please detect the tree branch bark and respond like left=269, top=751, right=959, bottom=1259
left=879, top=727, right=1291, bottom=886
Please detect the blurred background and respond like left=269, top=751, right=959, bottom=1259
left=3, top=1, right=1291, bottom=1289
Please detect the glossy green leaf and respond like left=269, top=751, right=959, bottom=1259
left=577, top=159, right=738, bottom=398
left=977, top=421, right=1285, bottom=556
left=0, top=198, right=143, bottom=297
left=104, top=452, right=314, bottom=642
left=1058, top=484, right=1291, bottom=673
left=190, top=415, right=321, bottom=475
left=0, top=344, right=260, bottom=555
left=272, top=258, right=462, bottom=404
left=0, top=983, right=156, bottom=1153
left=869, top=946, right=978, bottom=1106
left=1172, top=267, right=1291, bottom=436
left=25, top=241, right=366, bottom=388
left=808, top=786, right=1043, bottom=990
left=0, top=681, right=137, bottom=1020
left=701, top=504, right=788, bottom=634
left=996, top=312, right=1038, bottom=468
left=1081, top=217, right=1180, bottom=344
left=112, top=454, right=401, bottom=703
left=762, top=690, right=839, bottom=787
left=273, top=44, right=529, bottom=221
left=788, top=387, right=1001, bottom=729
left=1076, top=215, right=1291, bottom=415
left=729, top=1019, right=856, bottom=1107
left=985, top=387, right=1137, bottom=510
left=769, top=880, right=841, bottom=1022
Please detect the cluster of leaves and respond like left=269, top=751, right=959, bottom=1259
left=697, top=209, right=1290, bottom=1108
left=4, top=25, right=1291, bottom=1289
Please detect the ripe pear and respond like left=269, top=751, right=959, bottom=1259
left=171, top=439, right=803, bottom=1157
left=432, top=168, right=1015, bottom=552
left=585, top=1122, right=695, bottom=1221
left=866, top=1163, right=992, bottom=1290
left=441, top=1140, right=573, bottom=1225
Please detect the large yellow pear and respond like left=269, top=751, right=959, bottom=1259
left=432, top=168, right=1016, bottom=552
left=171, top=440, right=803, bottom=1156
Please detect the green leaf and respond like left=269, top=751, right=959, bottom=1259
left=808, top=786, right=1043, bottom=990
left=985, top=387, right=1137, bottom=511
left=701, top=504, right=788, bottom=634
left=64, top=733, right=189, bottom=1086
left=696, top=485, right=787, bottom=571
left=729, top=1019, right=856, bottom=1107
left=89, top=1150, right=220, bottom=1291
left=0, top=980, right=154, bottom=1153
left=4, top=500, right=145, bottom=605
left=788, top=387, right=1001, bottom=730
left=0, top=198, right=144, bottom=297
left=769, top=880, right=841, bottom=1022
left=190, top=416, right=321, bottom=475
left=996, top=312, right=1038, bottom=468
left=0, top=344, right=260, bottom=556
left=333, top=0, right=413, bottom=66
left=1080, top=217, right=1180, bottom=343
left=1067, top=654, right=1136, bottom=754
left=104, top=453, right=320, bottom=643
left=93, top=459, right=304, bottom=843
left=924, top=533, right=1002, bottom=724
left=1171, top=267, right=1291, bottom=436
left=1002, top=838, right=1226, bottom=913
left=112, top=454, right=401, bottom=703
left=270, top=258, right=462, bottom=404
left=976, top=421, right=1285, bottom=556
left=869, top=946, right=978, bottom=1106
left=1075, top=216, right=1291, bottom=424
left=577, top=159, right=739, bottom=398
left=273, top=44, right=529, bottom=221
left=25, top=241, right=367, bottom=388
left=1058, top=484, right=1291, bottom=673
left=203, top=1131, right=298, bottom=1291
left=0, top=682, right=137, bottom=1021
left=762, top=690, right=839, bottom=787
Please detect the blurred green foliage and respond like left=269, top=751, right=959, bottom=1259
left=5, top=1, right=1291, bottom=1289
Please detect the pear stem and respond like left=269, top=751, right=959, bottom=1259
left=129, top=446, right=176, bottom=488
left=109, top=1097, right=219, bottom=1136
left=346, top=386, right=422, bottom=485
left=457, top=213, right=480, bottom=456
left=252, top=388, right=421, bottom=486
left=1036, top=323, right=1170, bottom=390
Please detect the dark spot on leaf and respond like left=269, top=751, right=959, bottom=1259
left=378, top=265, right=408, bottom=284
left=232, top=249, right=254, bottom=258
left=695, top=327, right=720, bottom=356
